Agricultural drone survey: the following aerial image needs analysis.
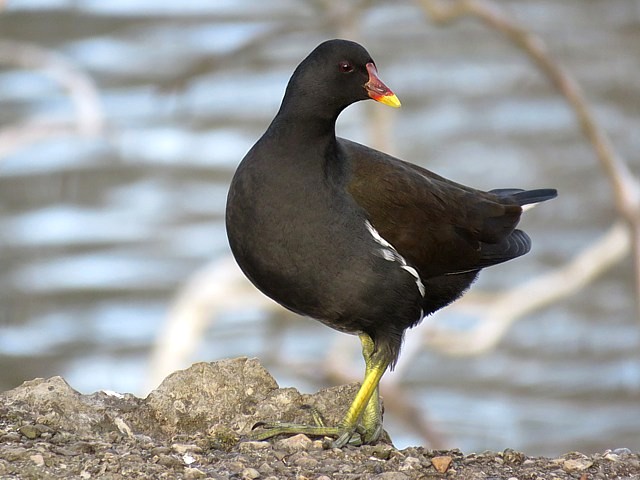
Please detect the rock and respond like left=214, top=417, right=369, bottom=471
left=432, top=455, right=453, bottom=473
left=171, top=443, right=202, bottom=455
left=238, top=441, right=271, bottom=453
left=19, top=425, right=40, bottom=439
left=156, top=453, right=182, bottom=468
left=144, top=357, right=278, bottom=437
left=503, top=449, right=525, bottom=465
left=242, top=467, right=261, bottom=479
left=399, top=456, right=421, bottom=471
left=563, top=458, right=594, bottom=472
left=184, top=467, right=207, bottom=479
left=293, top=455, right=319, bottom=469
left=371, top=444, right=394, bottom=460
left=613, top=447, right=632, bottom=455
left=3, top=377, right=106, bottom=436
left=29, top=453, right=45, bottom=467
left=275, top=433, right=312, bottom=452
left=2, top=447, right=28, bottom=462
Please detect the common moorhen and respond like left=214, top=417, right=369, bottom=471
left=225, top=39, right=556, bottom=447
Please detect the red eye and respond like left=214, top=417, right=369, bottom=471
left=339, top=61, right=354, bottom=73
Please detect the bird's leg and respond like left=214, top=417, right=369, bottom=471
left=331, top=333, right=388, bottom=447
left=358, top=333, right=385, bottom=444
left=248, top=333, right=390, bottom=447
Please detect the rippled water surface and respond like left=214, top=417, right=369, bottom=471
left=1, top=0, right=639, bottom=456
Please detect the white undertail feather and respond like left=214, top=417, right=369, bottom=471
left=365, top=220, right=426, bottom=297
left=521, top=202, right=542, bottom=212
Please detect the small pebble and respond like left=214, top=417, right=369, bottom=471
left=399, top=456, right=421, bottom=471
left=3, top=447, right=27, bottom=461
left=172, top=443, right=202, bottom=454
left=226, top=461, right=245, bottom=474
left=0, top=433, right=22, bottom=443
left=19, top=425, right=40, bottom=440
left=258, top=462, right=275, bottom=476
left=239, top=441, right=271, bottom=453
left=613, top=447, right=632, bottom=455
left=156, top=454, right=182, bottom=468
left=503, top=449, right=525, bottom=464
left=184, top=467, right=206, bottom=479
left=294, top=456, right=319, bottom=469
left=150, top=446, right=171, bottom=456
left=432, top=455, right=453, bottom=473
left=374, top=472, right=409, bottom=480
left=275, top=433, right=312, bottom=452
left=371, top=444, right=394, bottom=460
left=30, top=454, right=45, bottom=467
left=242, top=467, right=261, bottom=479
left=563, top=458, right=593, bottom=472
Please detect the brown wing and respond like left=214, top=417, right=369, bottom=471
left=340, top=138, right=526, bottom=279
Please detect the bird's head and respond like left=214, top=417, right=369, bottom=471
left=282, top=39, right=400, bottom=116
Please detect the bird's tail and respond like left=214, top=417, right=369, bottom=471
left=490, top=188, right=557, bottom=210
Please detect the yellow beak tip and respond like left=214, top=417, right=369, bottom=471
left=378, top=93, right=401, bottom=108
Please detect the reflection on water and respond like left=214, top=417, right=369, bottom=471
left=1, top=0, right=639, bottom=456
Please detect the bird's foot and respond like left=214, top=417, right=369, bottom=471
left=248, top=418, right=382, bottom=448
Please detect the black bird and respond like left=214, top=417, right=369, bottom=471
left=225, top=39, right=556, bottom=447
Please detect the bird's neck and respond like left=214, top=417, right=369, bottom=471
left=268, top=103, right=339, bottom=146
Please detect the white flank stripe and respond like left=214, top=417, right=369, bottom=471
left=401, top=265, right=426, bottom=297
left=365, top=220, right=426, bottom=298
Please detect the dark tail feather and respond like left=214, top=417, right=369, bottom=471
left=490, top=188, right=558, bottom=206
left=477, top=229, right=532, bottom=268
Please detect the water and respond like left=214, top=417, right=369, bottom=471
left=1, top=0, right=639, bottom=456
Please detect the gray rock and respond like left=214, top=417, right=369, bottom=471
left=144, top=357, right=278, bottom=437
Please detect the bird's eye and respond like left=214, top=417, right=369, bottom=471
left=338, top=61, right=354, bottom=73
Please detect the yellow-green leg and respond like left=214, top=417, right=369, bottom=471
left=358, top=333, right=385, bottom=444
left=249, top=333, right=390, bottom=447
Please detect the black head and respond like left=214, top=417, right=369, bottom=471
left=279, top=39, right=400, bottom=119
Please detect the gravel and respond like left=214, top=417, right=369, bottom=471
left=1, top=357, right=638, bottom=479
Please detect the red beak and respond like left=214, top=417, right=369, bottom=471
left=364, top=62, right=401, bottom=108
